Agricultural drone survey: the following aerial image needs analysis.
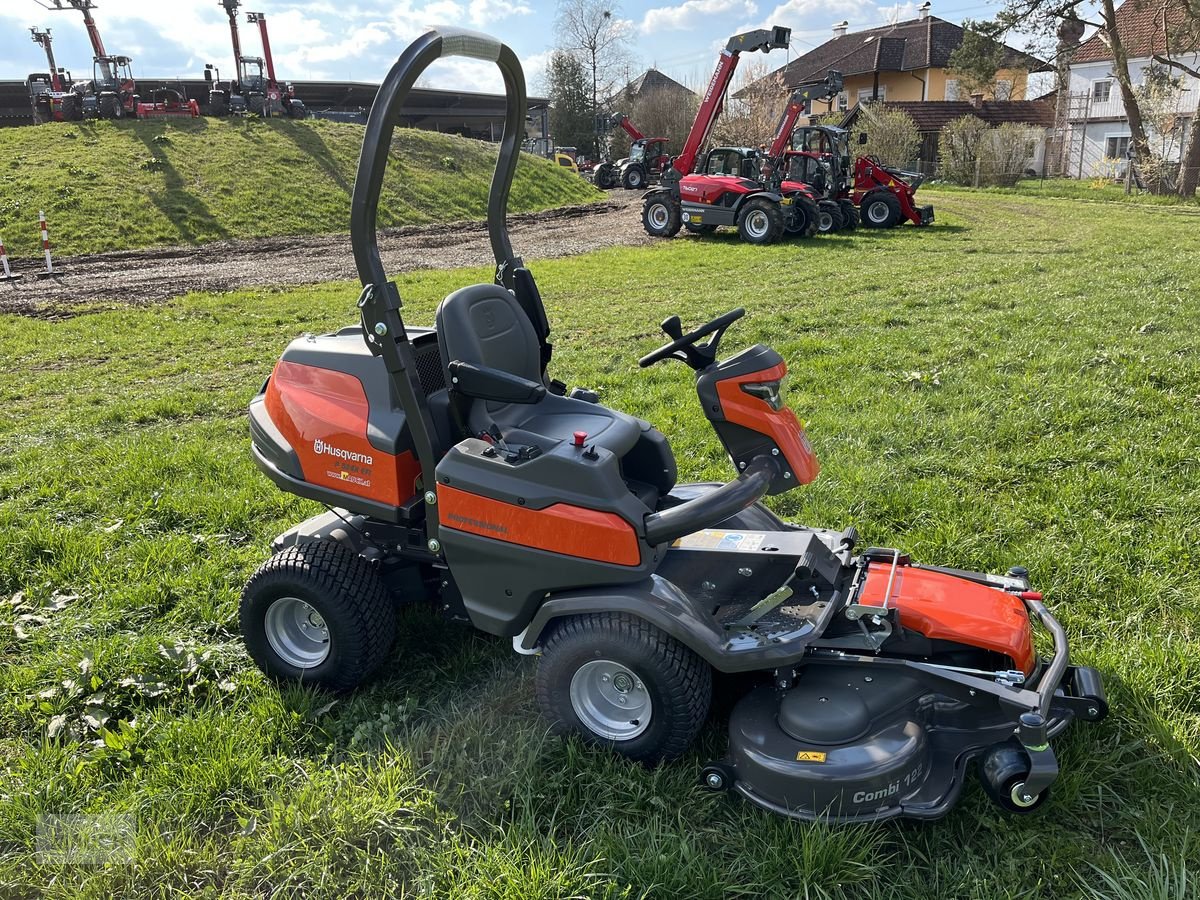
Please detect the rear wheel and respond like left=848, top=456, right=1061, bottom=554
left=817, top=201, right=844, bottom=234
left=240, top=541, right=397, bottom=691
left=784, top=193, right=819, bottom=238
left=737, top=197, right=783, bottom=245
left=642, top=194, right=681, bottom=237
left=535, top=612, right=712, bottom=764
left=684, top=221, right=717, bottom=235
left=839, top=199, right=859, bottom=230
left=862, top=192, right=902, bottom=228
left=623, top=166, right=646, bottom=190
left=99, top=95, right=121, bottom=120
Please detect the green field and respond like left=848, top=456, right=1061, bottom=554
left=0, top=118, right=601, bottom=257
left=1, top=189, right=1198, bottom=898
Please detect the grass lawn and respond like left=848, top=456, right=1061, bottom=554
left=929, top=176, right=1200, bottom=207
left=1, top=189, right=1198, bottom=898
left=0, top=118, right=601, bottom=258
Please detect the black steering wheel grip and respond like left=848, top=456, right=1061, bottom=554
left=638, top=307, right=745, bottom=368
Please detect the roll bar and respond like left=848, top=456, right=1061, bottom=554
left=350, top=28, right=526, bottom=294
left=644, top=456, right=778, bottom=546
left=350, top=28, right=528, bottom=552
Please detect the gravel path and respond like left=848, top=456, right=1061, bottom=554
left=1, top=191, right=650, bottom=316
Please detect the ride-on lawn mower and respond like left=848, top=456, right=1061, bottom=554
left=240, top=28, right=1107, bottom=823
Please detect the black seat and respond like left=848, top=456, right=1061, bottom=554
left=435, top=283, right=677, bottom=497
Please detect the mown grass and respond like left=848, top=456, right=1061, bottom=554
left=0, top=118, right=601, bottom=257
left=929, top=175, right=1200, bottom=206
left=0, top=189, right=1198, bottom=897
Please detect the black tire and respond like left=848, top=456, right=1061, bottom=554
left=99, top=95, right=120, bottom=120
left=535, top=612, right=712, bottom=764
left=839, top=199, right=859, bottom=230
left=684, top=221, right=717, bottom=235
left=861, top=191, right=902, bottom=228
left=240, top=541, right=397, bottom=692
left=622, top=166, right=646, bottom=190
left=736, top=197, right=783, bottom=245
left=642, top=194, right=681, bottom=237
left=593, top=165, right=614, bottom=189
left=288, top=101, right=308, bottom=120
left=210, top=96, right=229, bottom=117
left=784, top=193, right=819, bottom=238
left=817, top=201, right=844, bottom=234
left=978, top=741, right=1050, bottom=814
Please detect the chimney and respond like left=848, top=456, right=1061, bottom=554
left=918, top=2, right=931, bottom=20
left=969, top=92, right=984, bottom=108
left=832, top=20, right=848, bottom=37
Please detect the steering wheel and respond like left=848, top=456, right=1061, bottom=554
left=638, top=307, right=744, bottom=371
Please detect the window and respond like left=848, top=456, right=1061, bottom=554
left=1093, top=80, right=1112, bottom=102
left=857, top=85, right=885, bottom=103
left=1104, top=134, right=1131, bottom=158
left=944, top=79, right=959, bottom=101
left=837, top=92, right=848, bottom=111
left=994, top=79, right=1012, bottom=101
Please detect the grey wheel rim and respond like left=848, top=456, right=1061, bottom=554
left=648, top=203, right=669, bottom=230
left=629, top=170, right=643, bottom=187
left=818, top=211, right=834, bottom=231
left=1010, top=781, right=1039, bottom=808
left=264, top=596, right=330, bottom=668
left=867, top=201, right=890, bottom=224
left=569, top=659, right=651, bottom=740
left=744, top=209, right=770, bottom=239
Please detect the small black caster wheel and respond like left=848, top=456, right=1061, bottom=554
left=979, top=741, right=1049, bottom=814
left=700, top=763, right=735, bottom=792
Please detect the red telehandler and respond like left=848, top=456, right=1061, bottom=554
left=594, top=115, right=671, bottom=190
left=207, top=4, right=307, bottom=118
left=40, top=0, right=199, bottom=119
left=642, top=26, right=813, bottom=246
left=27, top=28, right=80, bottom=123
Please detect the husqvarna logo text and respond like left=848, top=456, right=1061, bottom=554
left=313, top=438, right=373, bottom=466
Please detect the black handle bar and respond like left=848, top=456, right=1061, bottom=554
left=350, top=29, right=526, bottom=295
left=643, top=456, right=778, bottom=546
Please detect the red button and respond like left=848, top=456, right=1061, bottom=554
left=1019, top=591, right=1043, bottom=601
left=573, top=431, right=587, bottom=447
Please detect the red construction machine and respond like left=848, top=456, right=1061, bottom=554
left=594, top=115, right=671, bottom=190
left=642, top=26, right=826, bottom=246
left=207, top=3, right=307, bottom=118
left=27, top=28, right=80, bottom=123
left=786, top=126, right=933, bottom=228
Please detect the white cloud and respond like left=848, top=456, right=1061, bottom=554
left=468, top=0, right=534, bottom=27
left=642, top=0, right=758, bottom=34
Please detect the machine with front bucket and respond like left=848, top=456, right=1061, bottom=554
left=239, top=28, right=1106, bottom=823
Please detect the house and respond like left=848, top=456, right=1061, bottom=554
left=1061, top=0, right=1198, bottom=177
left=610, top=68, right=695, bottom=107
left=748, top=3, right=1044, bottom=114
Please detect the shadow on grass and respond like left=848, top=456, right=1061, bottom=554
left=131, top=128, right=229, bottom=245
left=270, top=120, right=351, bottom=193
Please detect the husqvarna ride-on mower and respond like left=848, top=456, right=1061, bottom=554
left=240, top=28, right=1107, bottom=823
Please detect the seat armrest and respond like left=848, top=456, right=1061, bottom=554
left=447, top=361, right=546, bottom=404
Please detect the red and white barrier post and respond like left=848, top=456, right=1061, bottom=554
left=35, top=210, right=62, bottom=278
left=0, top=235, right=22, bottom=283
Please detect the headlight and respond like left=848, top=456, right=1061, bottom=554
left=741, top=379, right=785, bottom=410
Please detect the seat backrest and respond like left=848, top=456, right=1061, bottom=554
left=436, top=284, right=541, bottom=385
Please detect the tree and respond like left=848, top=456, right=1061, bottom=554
left=710, top=60, right=787, bottom=149
left=1147, top=1, right=1200, bottom=195
left=555, top=0, right=634, bottom=155
left=947, top=19, right=1008, bottom=97
left=856, top=103, right=921, bottom=167
left=618, top=87, right=699, bottom=158
left=546, top=51, right=594, bottom=154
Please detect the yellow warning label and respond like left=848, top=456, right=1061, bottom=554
left=795, top=751, right=827, bottom=763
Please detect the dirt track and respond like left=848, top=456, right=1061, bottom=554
left=0, top=191, right=650, bottom=316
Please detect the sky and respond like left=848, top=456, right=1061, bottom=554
left=0, top=0, right=1048, bottom=97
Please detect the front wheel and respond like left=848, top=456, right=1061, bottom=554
left=623, top=166, right=646, bottom=190
left=240, top=541, right=397, bottom=691
left=862, top=192, right=902, bottom=228
left=535, top=612, right=712, bottom=764
left=642, top=194, right=681, bottom=237
left=737, top=197, right=783, bottom=245
left=839, top=199, right=859, bottom=230
left=784, top=193, right=819, bottom=238
left=817, top=201, right=844, bottom=234
left=978, top=741, right=1050, bottom=814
